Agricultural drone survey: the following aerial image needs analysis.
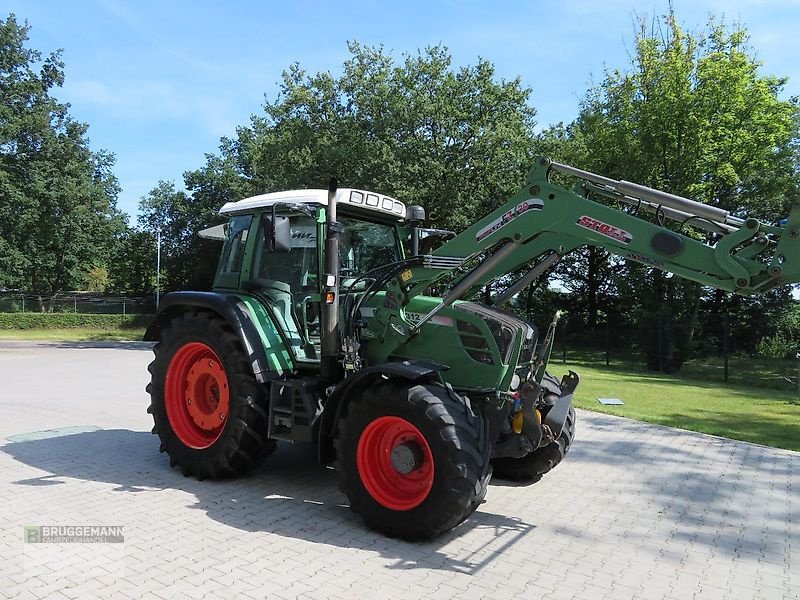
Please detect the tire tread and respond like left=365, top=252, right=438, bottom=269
left=146, top=310, right=275, bottom=479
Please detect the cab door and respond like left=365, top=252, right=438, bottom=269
left=251, top=211, right=322, bottom=362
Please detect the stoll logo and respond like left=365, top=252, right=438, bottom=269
left=576, top=215, right=633, bottom=244
left=24, top=525, right=125, bottom=544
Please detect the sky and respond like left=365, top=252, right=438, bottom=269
left=4, top=0, right=800, bottom=222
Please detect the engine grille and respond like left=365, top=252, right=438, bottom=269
left=456, top=319, right=495, bottom=365
left=456, top=302, right=535, bottom=366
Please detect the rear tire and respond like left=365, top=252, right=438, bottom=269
left=492, top=407, right=576, bottom=483
left=335, top=380, right=491, bottom=540
left=147, top=311, right=275, bottom=479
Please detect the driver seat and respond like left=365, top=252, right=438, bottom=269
left=259, top=279, right=302, bottom=348
left=258, top=279, right=317, bottom=359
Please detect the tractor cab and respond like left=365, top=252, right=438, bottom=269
left=208, top=189, right=409, bottom=365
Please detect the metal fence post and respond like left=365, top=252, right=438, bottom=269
left=156, top=229, right=161, bottom=310
left=723, top=313, right=729, bottom=383
left=21, top=295, right=25, bottom=313
left=657, top=313, right=663, bottom=372
left=796, top=351, right=799, bottom=399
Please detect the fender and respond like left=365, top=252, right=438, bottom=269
left=143, top=291, right=277, bottom=383
left=317, top=360, right=447, bottom=464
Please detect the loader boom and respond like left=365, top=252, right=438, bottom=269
left=368, top=157, right=800, bottom=359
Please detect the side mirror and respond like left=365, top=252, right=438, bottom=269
left=263, top=214, right=291, bottom=252
left=407, top=205, right=426, bottom=256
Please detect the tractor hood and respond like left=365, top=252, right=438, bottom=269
left=361, top=294, right=536, bottom=393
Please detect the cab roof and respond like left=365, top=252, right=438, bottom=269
left=219, top=188, right=407, bottom=220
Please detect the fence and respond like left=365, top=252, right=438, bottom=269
left=550, top=312, right=800, bottom=393
left=0, top=292, right=156, bottom=315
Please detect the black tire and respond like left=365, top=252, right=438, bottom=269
left=492, top=406, right=576, bottom=483
left=541, top=371, right=563, bottom=399
left=146, top=310, right=275, bottom=479
left=334, top=380, right=492, bottom=540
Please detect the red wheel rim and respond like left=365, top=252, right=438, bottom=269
left=356, top=416, right=434, bottom=511
left=165, top=342, right=230, bottom=449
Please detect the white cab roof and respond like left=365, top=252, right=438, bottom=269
left=219, top=188, right=407, bottom=220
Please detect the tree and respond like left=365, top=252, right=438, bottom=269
left=556, top=11, right=799, bottom=371
left=82, top=264, right=109, bottom=292
left=107, top=229, right=157, bottom=295
left=214, top=44, right=534, bottom=222
left=137, top=181, right=219, bottom=291
left=0, top=14, right=124, bottom=307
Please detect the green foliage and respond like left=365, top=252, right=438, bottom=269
left=0, top=312, right=151, bottom=330
left=82, top=264, right=109, bottom=292
left=0, top=14, right=125, bottom=298
left=107, top=229, right=157, bottom=294
left=756, top=335, right=796, bottom=359
left=137, top=181, right=219, bottom=291
left=572, top=15, right=798, bottom=206
left=752, top=298, right=800, bottom=358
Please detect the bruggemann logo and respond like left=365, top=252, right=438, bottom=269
left=24, top=525, right=124, bottom=543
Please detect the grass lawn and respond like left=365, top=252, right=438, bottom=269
left=553, top=356, right=800, bottom=451
left=558, top=348, right=799, bottom=391
left=682, top=355, right=799, bottom=391
left=0, top=328, right=146, bottom=342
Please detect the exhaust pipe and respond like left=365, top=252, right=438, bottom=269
left=321, top=177, right=341, bottom=384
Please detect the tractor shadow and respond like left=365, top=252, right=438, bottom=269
left=2, top=428, right=533, bottom=575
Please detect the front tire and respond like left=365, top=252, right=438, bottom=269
left=335, top=380, right=491, bottom=540
left=147, top=311, right=275, bottom=479
left=492, top=406, right=576, bottom=483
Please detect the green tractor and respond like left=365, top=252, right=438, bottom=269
left=145, top=157, right=800, bottom=540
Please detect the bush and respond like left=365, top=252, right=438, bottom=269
left=756, top=335, right=797, bottom=359
left=0, top=313, right=153, bottom=330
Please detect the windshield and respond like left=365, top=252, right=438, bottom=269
left=339, top=217, right=400, bottom=277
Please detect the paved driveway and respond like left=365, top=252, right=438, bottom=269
left=0, top=341, right=796, bottom=599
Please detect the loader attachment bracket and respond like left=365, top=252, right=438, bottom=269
left=544, top=371, right=579, bottom=439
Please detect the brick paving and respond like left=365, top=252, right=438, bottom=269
left=0, top=341, right=796, bottom=599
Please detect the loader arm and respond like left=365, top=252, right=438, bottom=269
left=367, top=157, right=800, bottom=361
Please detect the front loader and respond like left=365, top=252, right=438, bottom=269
left=144, top=158, right=800, bottom=540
